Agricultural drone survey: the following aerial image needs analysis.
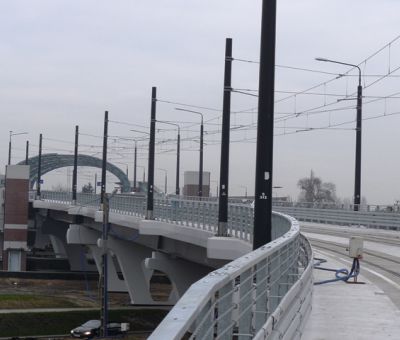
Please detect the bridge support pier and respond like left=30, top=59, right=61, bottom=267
left=67, top=224, right=126, bottom=291
left=67, top=224, right=165, bottom=305
left=41, top=218, right=96, bottom=271
left=145, top=251, right=211, bottom=300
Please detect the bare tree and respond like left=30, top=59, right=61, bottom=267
left=297, top=170, right=336, bottom=203
left=81, top=182, right=94, bottom=193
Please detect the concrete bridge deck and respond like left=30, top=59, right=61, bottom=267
left=304, top=250, right=400, bottom=339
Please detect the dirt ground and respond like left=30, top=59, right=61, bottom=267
left=0, top=276, right=172, bottom=309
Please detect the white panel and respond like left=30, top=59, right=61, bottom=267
left=4, top=224, right=28, bottom=230
left=3, top=241, right=28, bottom=250
left=5, top=165, right=30, bottom=180
left=8, top=250, right=22, bottom=271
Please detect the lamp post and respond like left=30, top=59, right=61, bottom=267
left=157, top=168, right=168, bottom=195
left=240, top=185, right=248, bottom=198
left=175, top=107, right=204, bottom=197
left=8, top=131, right=28, bottom=165
left=156, top=120, right=181, bottom=195
left=136, top=165, right=146, bottom=187
left=316, top=57, right=362, bottom=211
left=130, top=129, right=149, bottom=192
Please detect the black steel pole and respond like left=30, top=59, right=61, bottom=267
left=217, top=38, right=233, bottom=236
left=94, top=173, right=97, bottom=195
left=101, top=111, right=108, bottom=205
left=253, top=0, right=277, bottom=250
left=100, top=193, right=109, bottom=337
left=176, top=132, right=180, bottom=195
left=165, top=172, right=167, bottom=195
left=25, top=141, right=29, bottom=165
left=72, top=125, right=79, bottom=203
left=37, top=134, right=43, bottom=198
left=8, top=134, right=11, bottom=165
left=146, top=87, right=157, bottom=219
left=134, top=141, right=137, bottom=191
left=199, top=122, right=204, bottom=197
left=354, top=80, right=362, bottom=211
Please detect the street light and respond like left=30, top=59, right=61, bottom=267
left=239, top=185, right=248, bottom=198
left=8, top=131, right=28, bottom=165
left=156, top=120, right=181, bottom=195
left=157, top=168, right=168, bottom=195
left=175, top=107, right=204, bottom=197
left=130, top=130, right=149, bottom=192
left=316, top=57, right=362, bottom=211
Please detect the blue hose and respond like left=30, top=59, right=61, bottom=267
left=313, top=257, right=360, bottom=285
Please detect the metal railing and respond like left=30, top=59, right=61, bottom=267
left=34, top=191, right=313, bottom=339
left=149, top=214, right=313, bottom=340
left=37, top=192, right=256, bottom=241
left=274, top=205, right=400, bottom=231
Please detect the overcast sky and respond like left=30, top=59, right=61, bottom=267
left=1, top=0, right=400, bottom=204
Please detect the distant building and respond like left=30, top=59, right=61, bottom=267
left=183, top=171, right=210, bottom=197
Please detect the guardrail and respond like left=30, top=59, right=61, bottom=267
left=34, top=191, right=313, bottom=339
left=37, top=191, right=256, bottom=242
left=274, top=205, right=400, bottom=231
left=149, top=214, right=313, bottom=340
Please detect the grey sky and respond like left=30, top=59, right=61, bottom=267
left=1, top=0, right=399, bottom=204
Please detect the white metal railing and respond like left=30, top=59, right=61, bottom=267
left=34, top=191, right=313, bottom=339
left=36, top=191, right=400, bottom=232
left=37, top=191, right=256, bottom=241
left=274, top=205, right=400, bottom=231
left=149, top=214, right=313, bottom=340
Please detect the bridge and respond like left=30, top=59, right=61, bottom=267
left=22, top=187, right=399, bottom=339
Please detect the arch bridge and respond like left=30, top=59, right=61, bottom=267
left=19, top=153, right=131, bottom=192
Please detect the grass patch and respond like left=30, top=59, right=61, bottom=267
left=0, top=294, right=79, bottom=309
left=0, top=309, right=168, bottom=337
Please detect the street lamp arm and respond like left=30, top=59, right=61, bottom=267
left=315, top=57, right=361, bottom=85
left=155, top=120, right=180, bottom=134
left=175, top=107, right=203, bottom=123
left=130, top=129, right=150, bottom=135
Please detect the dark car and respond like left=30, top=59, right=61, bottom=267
left=70, top=320, right=123, bottom=338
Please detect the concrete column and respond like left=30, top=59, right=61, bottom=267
left=145, top=251, right=211, bottom=300
left=67, top=224, right=126, bottom=292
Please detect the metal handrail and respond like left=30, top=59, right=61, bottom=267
left=149, top=214, right=313, bottom=339
left=34, top=191, right=314, bottom=339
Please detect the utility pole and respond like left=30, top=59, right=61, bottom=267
left=101, top=111, right=108, bottom=205
left=217, top=38, right=233, bottom=236
left=174, top=108, right=203, bottom=198
left=134, top=141, right=137, bottom=191
left=199, top=122, right=203, bottom=197
left=100, top=110, right=109, bottom=337
left=354, top=76, right=363, bottom=211
left=253, top=0, right=277, bottom=250
left=37, top=134, right=43, bottom=198
left=25, top=141, right=29, bottom=165
left=100, top=192, right=110, bottom=338
left=94, top=173, right=97, bottom=195
left=72, top=125, right=79, bottom=204
left=315, top=57, right=363, bottom=211
left=146, top=87, right=157, bottom=219
left=156, top=120, right=181, bottom=195
left=176, top=132, right=180, bottom=195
